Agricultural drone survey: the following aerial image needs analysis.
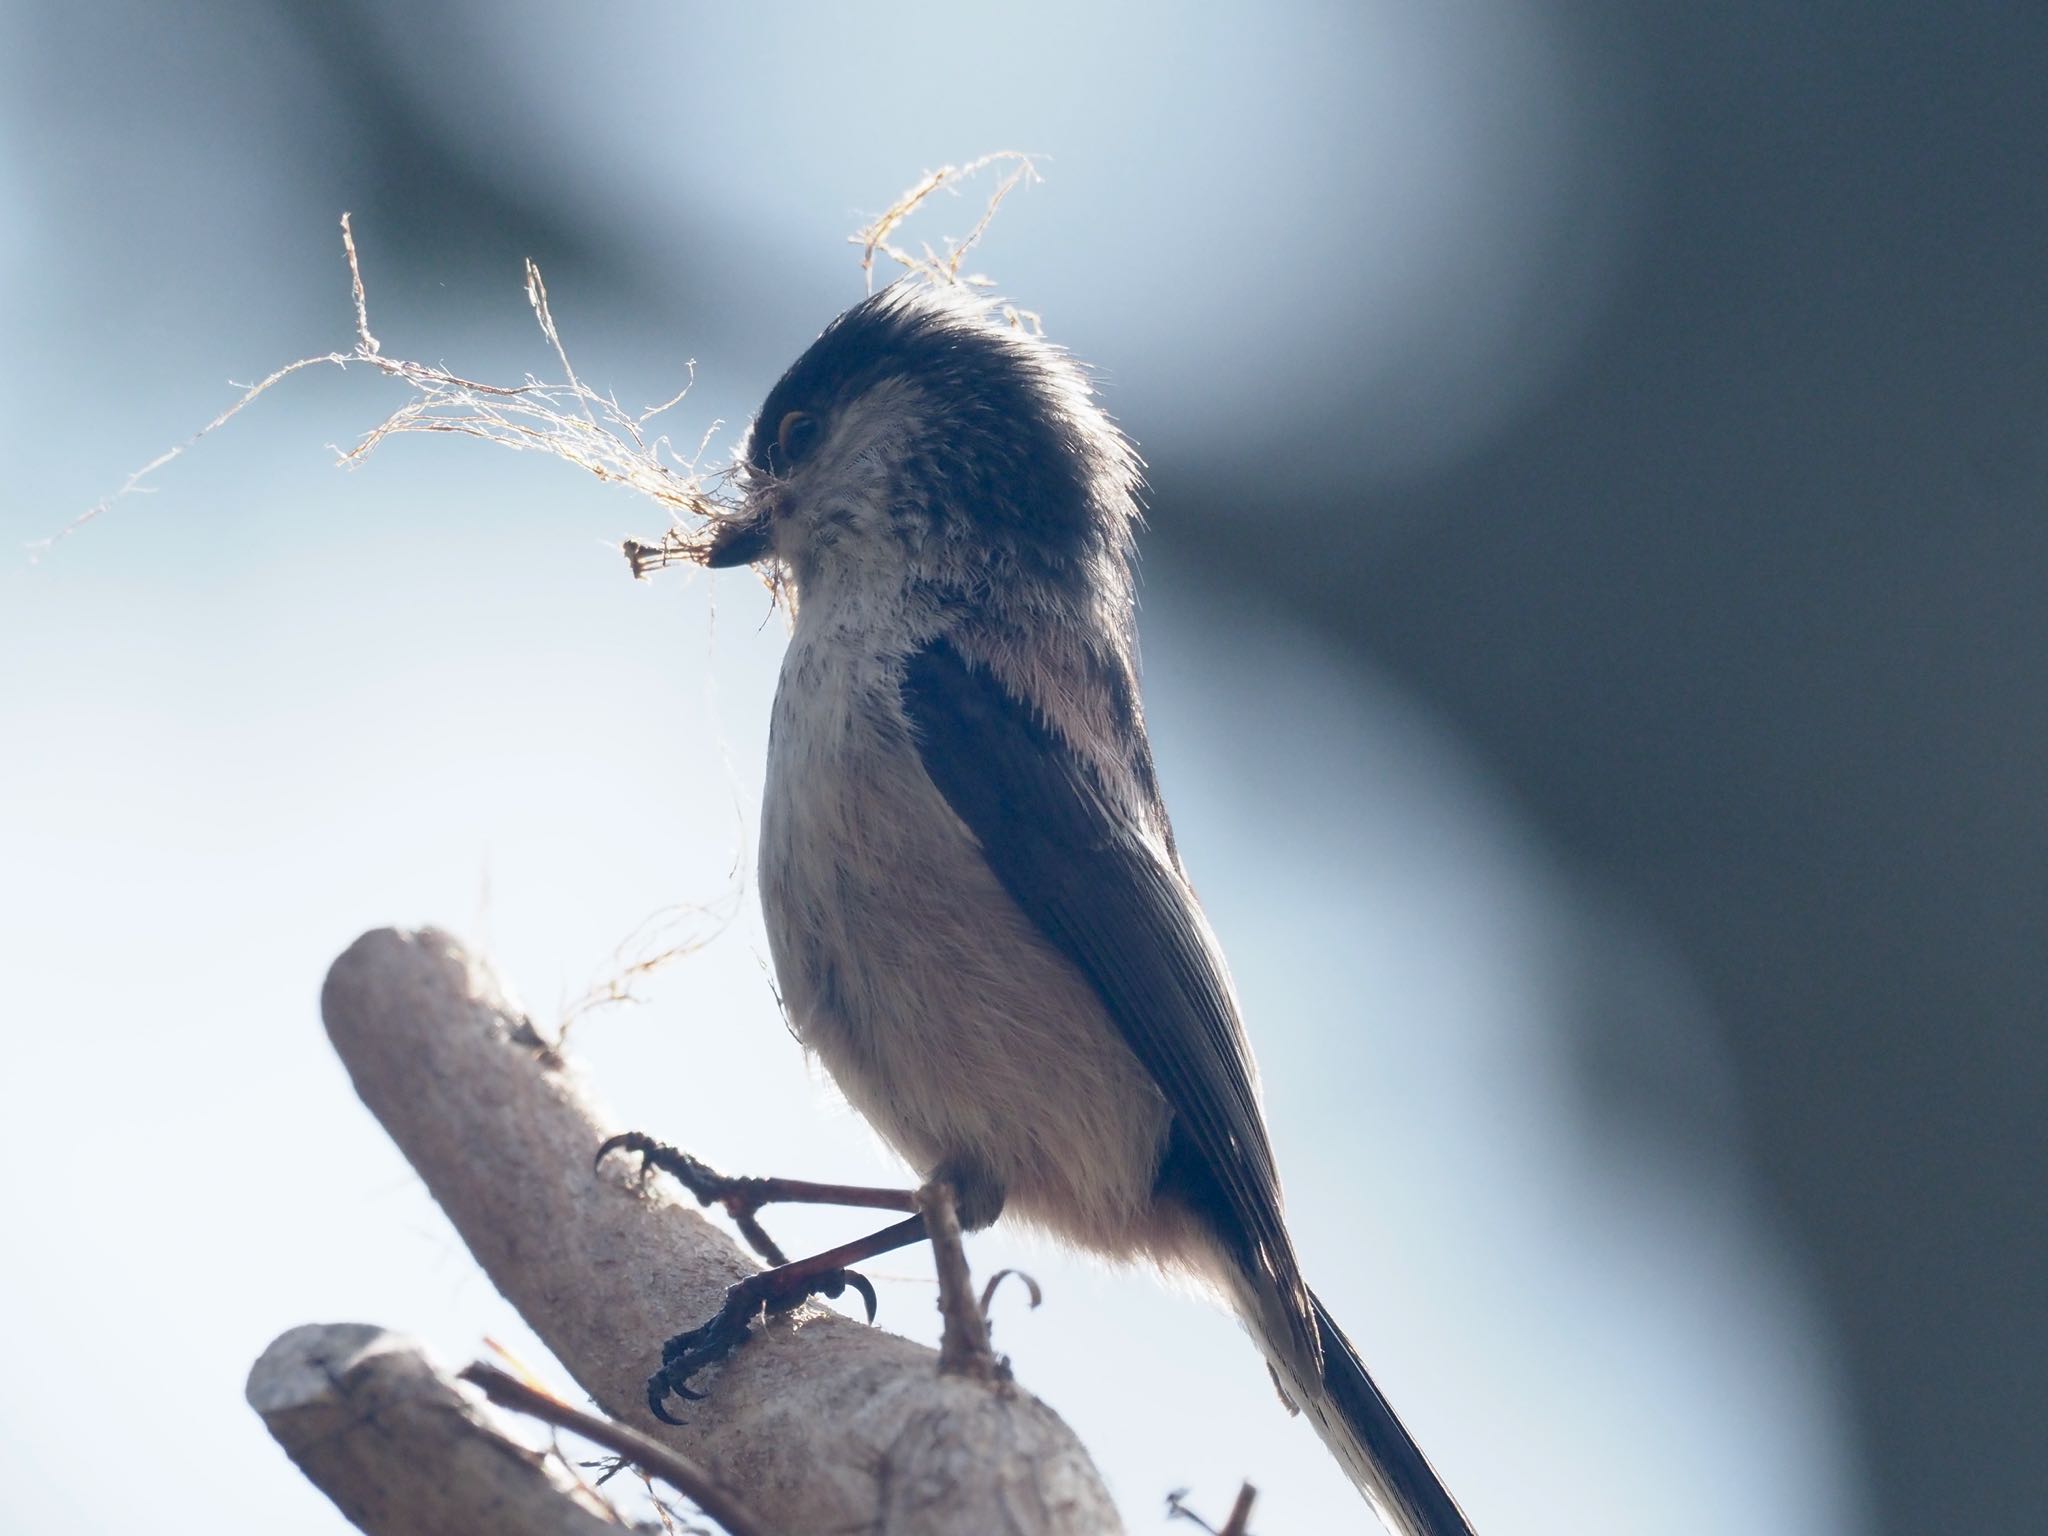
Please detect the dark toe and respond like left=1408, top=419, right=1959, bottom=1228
left=595, top=1130, right=661, bottom=1173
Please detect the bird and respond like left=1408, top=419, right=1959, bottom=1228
left=631, top=278, right=1473, bottom=1536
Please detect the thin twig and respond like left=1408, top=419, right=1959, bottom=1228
left=1166, top=1482, right=1258, bottom=1536
left=459, top=1362, right=769, bottom=1536
left=1219, top=1483, right=1258, bottom=1536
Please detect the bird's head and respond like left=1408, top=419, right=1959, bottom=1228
left=706, top=282, right=1142, bottom=616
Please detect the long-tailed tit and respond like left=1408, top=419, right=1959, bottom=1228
left=630, top=281, right=1473, bottom=1536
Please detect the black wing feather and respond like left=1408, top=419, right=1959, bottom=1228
left=901, top=636, right=1315, bottom=1362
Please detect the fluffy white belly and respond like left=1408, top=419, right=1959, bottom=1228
left=758, top=639, right=1171, bottom=1255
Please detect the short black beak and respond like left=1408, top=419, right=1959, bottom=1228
left=703, top=512, right=773, bottom=568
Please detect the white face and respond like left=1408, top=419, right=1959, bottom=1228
left=752, top=376, right=935, bottom=599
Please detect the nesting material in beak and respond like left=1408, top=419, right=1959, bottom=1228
left=703, top=510, right=773, bottom=568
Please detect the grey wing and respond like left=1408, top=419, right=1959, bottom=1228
left=900, top=635, right=1318, bottom=1367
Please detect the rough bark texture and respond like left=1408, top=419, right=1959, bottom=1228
left=247, top=1323, right=620, bottom=1536
left=316, top=926, right=1121, bottom=1536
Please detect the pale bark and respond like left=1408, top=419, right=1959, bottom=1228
left=247, top=1323, right=622, bottom=1536
left=304, top=926, right=1121, bottom=1536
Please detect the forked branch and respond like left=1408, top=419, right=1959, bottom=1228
left=289, top=926, right=1119, bottom=1536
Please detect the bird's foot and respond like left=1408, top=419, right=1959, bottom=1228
left=597, top=1131, right=792, bottom=1266
left=598, top=1131, right=755, bottom=1207
left=646, top=1264, right=879, bottom=1424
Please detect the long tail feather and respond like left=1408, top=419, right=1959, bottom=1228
left=1260, top=1286, right=1476, bottom=1535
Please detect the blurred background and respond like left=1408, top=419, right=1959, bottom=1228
left=3, top=3, right=2042, bottom=1533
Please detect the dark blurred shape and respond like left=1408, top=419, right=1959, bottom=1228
left=270, top=0, right=616, bottom=285
left=1161, top=5, right=2048, bottom=1531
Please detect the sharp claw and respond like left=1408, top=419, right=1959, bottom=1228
left=594, top=1130, right=652, bottom=1173
left=642, top=1284, right=767, bottom=1410
left=647, top=1378, right=683, bottom=1423
left=645, top=1350, right=715, bottom=1418
left=842, top=1268, right=879, bottom=1323
left=636, top=1264, right=879, bottom=1417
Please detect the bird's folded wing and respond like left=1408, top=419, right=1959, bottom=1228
left=900, top=635, right=1316, bottom=1366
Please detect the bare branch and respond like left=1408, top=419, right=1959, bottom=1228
left=1167, top=1482, right=1259, bottom=1536
left=247, top=1323, right=625, bottom=1536
left=317, top=926, right=1121, bottom=1535
left=1221, top=1483, right=1259, bottom=1536
left=461, top=1361, right=767, bottom=1536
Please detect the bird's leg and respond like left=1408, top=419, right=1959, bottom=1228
left=642, top=1212, right=931, bottom=1423
left=596, top=1131, right=917, bottom=1266
left=921, top=1177, right=1003, bottom=1381
left=599, top=1135, right=1009, bottom=1420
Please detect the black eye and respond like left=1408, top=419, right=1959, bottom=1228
left=775, top=409, right=822, bottom=469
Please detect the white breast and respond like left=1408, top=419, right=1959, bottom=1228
left=757, top=610, right=1174, bottom=1255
